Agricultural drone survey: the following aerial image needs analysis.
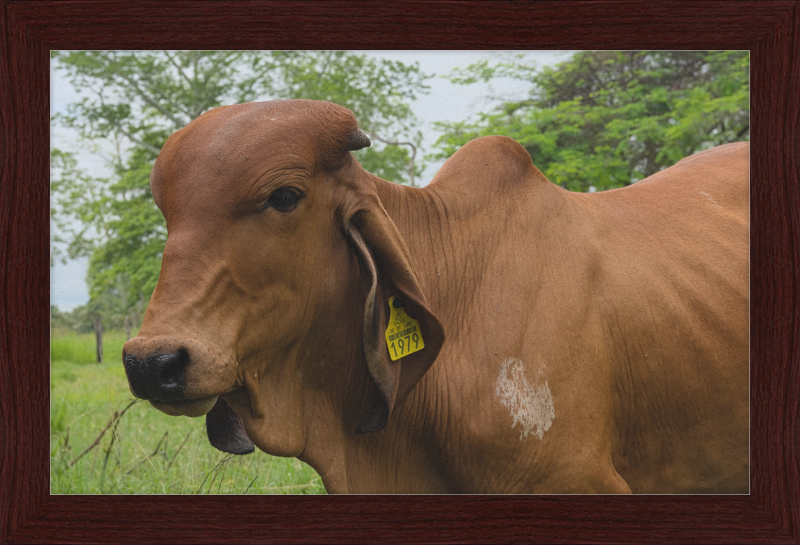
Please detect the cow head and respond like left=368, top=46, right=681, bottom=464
left=122, top=100, right=444, bottom=457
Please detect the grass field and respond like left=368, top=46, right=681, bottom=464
left=50, top=329, right=325, bottom=494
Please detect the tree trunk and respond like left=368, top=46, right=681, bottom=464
left=124, top=314, right=132, bottom=341
left=131, top=311, right=141, bottom=333
left=93, top=315, right=103, bottom=363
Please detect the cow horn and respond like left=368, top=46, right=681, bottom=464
left=346, top=129, right=371, bottom=151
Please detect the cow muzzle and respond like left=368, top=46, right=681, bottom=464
left=122, top=336, right=235, bottom=417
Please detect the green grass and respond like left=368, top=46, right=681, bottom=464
left=51, top=329, right=122, bottom=365
left=50, top=329, right=326, bottom=494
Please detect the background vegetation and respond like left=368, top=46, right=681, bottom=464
left=50, top=50, right=749, bottom=494
left=435, top=51, right=749, bottom=191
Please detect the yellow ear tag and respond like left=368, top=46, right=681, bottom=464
left=384, top=296, right=425, bottom=361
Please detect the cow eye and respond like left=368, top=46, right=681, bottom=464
left=265, top=188, right=303, bottom=212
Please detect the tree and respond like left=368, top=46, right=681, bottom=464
left=51, top=50, right=430, bottom=335
left=433, top=51, right=749, bottom=191
left=50, top=305, right=71, bottom=331
left=258, top=51, right=428, bottom=186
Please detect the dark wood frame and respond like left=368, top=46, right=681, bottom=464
left=2, top=1, right=798, bottom=543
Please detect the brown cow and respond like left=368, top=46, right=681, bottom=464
left=123, top=100, right=749, bottom=494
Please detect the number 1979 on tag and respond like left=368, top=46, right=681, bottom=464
left=389, top=332, right=421, bottom=359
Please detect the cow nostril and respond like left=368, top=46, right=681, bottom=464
left=123, top=348, right=190, bottom=401
left=151, top=348, right=190, bottom=389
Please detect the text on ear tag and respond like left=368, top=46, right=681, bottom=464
left=384, top=296, right=425, bottom=361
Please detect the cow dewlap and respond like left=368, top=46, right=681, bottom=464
left=495, top=358, right=554, bottom=440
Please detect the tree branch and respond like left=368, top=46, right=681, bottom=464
left=735, top=124, right=750, bottom=139
left=113, top=70, right=191, bottom=127
left=92, top=79, right=173, bottom=155
left=370, top=132, right=418, bottom=187
left=104, top=115, right=162, bottom=156
left=164, top=50, right=196, bottom=91
left=191, top=53, right=242, bottom=119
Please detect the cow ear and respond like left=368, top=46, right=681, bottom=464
left=346, top=205, right=445, bottom=434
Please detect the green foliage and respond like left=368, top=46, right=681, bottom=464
left=50, top=305, right=73, bottom=330
left=250, top=51, right=430, bottom=185
left=52, top=51, right=271, bottom=147
left=51, top=51, right=429, bottom=319
left=263, top=51, right=428, bottom=137
left=50, top=149, right=108, bottom=263
left=434, top=51, right=749, bottom=192
left=51, top=331, right=325, bottom=494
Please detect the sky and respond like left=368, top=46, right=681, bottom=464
left=50, top=50, right=576, bottom=311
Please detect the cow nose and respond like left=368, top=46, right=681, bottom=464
left=123, top=349, right=190, bottom=401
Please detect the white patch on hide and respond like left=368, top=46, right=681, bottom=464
left=495, top=358, right=554, bottom=440
left=700, top=190, right=723, bottom=209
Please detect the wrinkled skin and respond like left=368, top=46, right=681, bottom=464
left=124, top=100, right=750, bottom=493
